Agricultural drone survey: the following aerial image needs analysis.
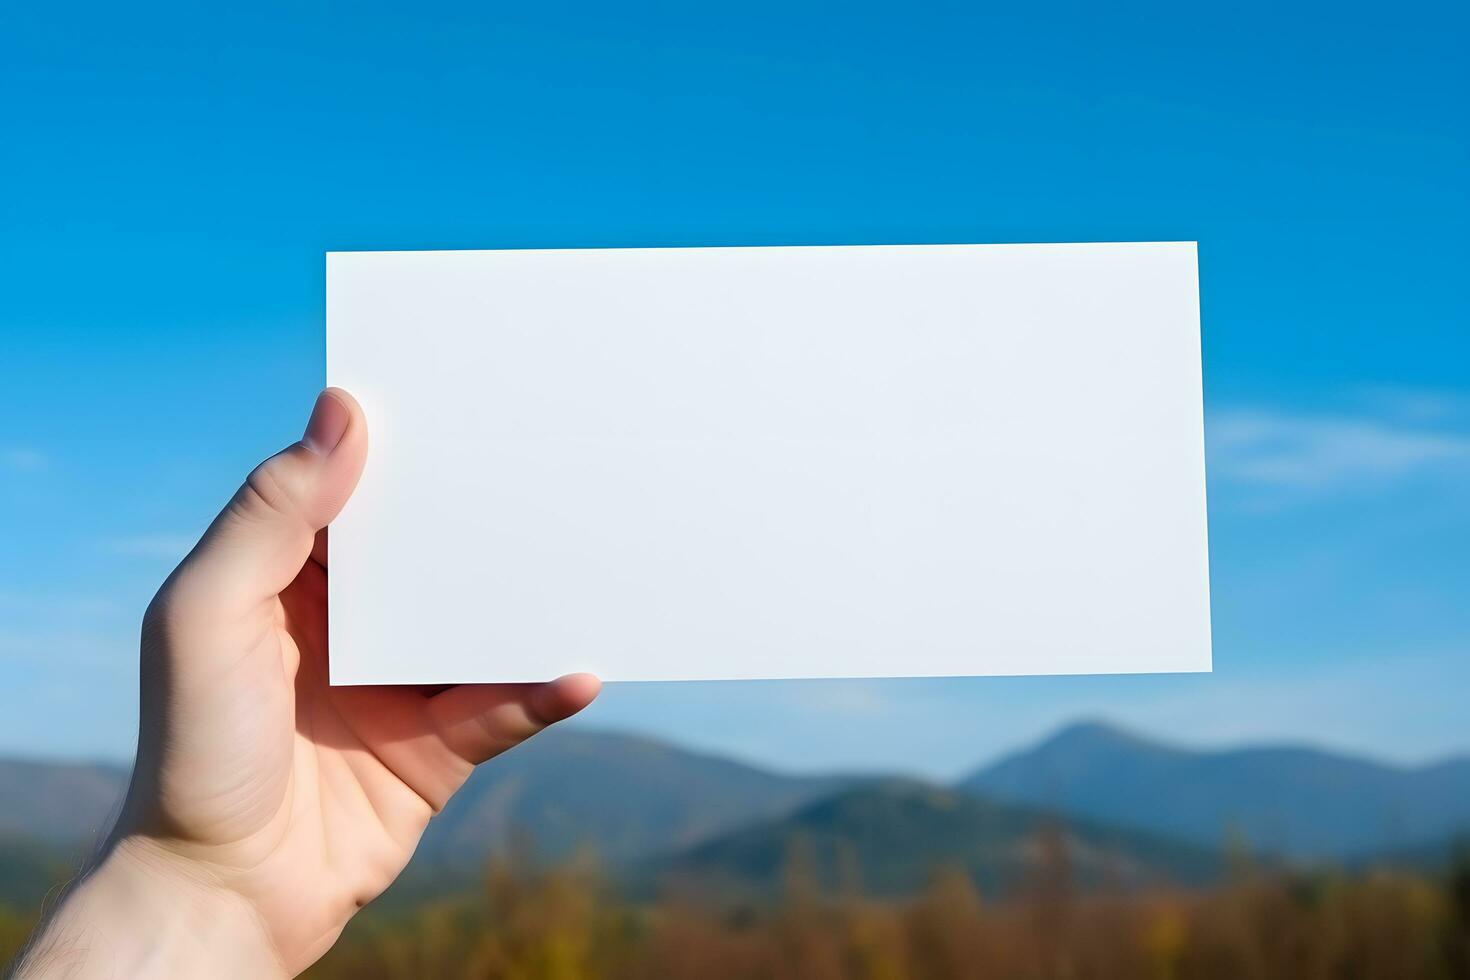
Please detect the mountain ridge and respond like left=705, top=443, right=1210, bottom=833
left=961, top=720, right=1470, bottom=859
left=4, top=719, right=1468, bottom=879
left=415, top=726, right=858, bottom=866
left=649, top=777, right=1222, bottom=899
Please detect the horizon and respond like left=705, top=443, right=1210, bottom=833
left=9, top=713, right=1468, bottom=785
left=3, top=1, right=1467, bottom=781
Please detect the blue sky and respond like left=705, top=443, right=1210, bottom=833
left=2, top=1, right=1467, bottom=778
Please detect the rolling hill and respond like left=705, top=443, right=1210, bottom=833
left=961, top=720, right=1470, bottom=860
left=414, top=727, right=854, bottom=867
left=5, top=717, right=1469, bottom=909
left=651, top=779, right=1220, bottom=899
left=0, top=730, right=851, bottom=869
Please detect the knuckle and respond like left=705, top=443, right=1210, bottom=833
left=243, top=459, right=297, bottom=517
left=238, top=453, right=309, bottom=524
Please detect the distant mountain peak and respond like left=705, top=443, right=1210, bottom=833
left=1044, top=718, right=1158, bottom=749
left=989, top=720, right=1186, bottom=780
left=960, top=720, right=1470, bottom=861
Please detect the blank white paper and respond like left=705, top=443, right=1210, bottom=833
left=326, top=243, right=1210, bottom=684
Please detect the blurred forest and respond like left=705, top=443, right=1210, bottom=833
left=10, top=831, right=1463, bottom=980
left=311, top=836, right=1470, bottom=980
left=309, top=844, right=1470, bottom=980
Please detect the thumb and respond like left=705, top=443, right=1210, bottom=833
left=171, top=388, right=368, bottom=616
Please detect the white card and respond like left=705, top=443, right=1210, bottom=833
left=327, top=243, right=1210, bottom=684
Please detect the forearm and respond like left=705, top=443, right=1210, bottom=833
left=11, top=837, right=286, bottom=980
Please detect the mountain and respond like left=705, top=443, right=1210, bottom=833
left=960, top=721, right=1470, bottom=860
left=0, top=758, right=127, bottom=848
left=0, top=731, right=850, bottom=871
left=6, top=719, right=1469, bottom=893
left=651, top=779, right=1220, bottom=899
left=407, top=728, right=854, bottom=868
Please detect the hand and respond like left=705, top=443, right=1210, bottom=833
left=16, top=389, right=600, bottom=978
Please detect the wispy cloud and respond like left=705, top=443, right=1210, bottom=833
left=101, top=533, right=198, bottom=561
left=1209, top=408, right=1470, bottom=490
left=1354, top=384, right=1470, bottom=424
left=779, top=680, right=893, bottom=717
left=0, top=447, right=48, bottom=472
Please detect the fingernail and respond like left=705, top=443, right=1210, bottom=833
left=302, top=390, right=350, bottom=456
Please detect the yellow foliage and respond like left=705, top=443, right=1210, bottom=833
left=295, top=851, right=1466, bottom=980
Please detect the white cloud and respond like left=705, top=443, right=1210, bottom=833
left=1209, top=408, right=1470, bottom=490
left=1355, top=384, right=1470, bottom=424
left=0, top=447, right=48, bottom=472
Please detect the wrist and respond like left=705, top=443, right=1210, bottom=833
left=14, top=836, right=287, bottom=979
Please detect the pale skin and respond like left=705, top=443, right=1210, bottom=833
left=13, top=389, right=601, bottom=978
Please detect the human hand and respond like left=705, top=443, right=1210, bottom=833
left=16, top=389, right=600, bottom=978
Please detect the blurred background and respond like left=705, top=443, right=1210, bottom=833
left=2, top=1, right=1467, bottom=977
